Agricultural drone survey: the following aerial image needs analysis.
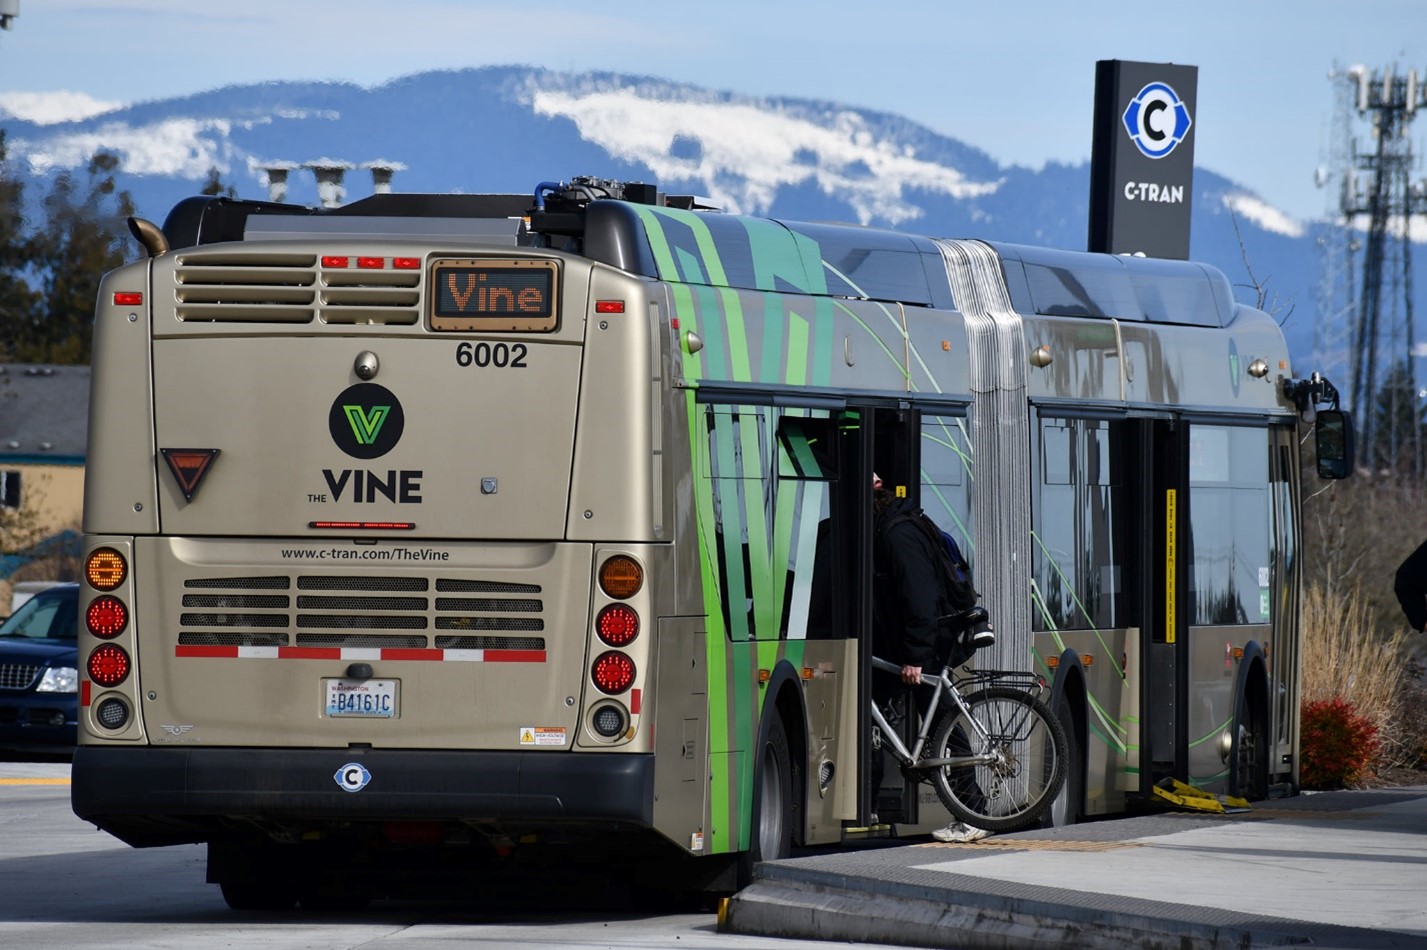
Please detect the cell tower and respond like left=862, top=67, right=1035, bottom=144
left=1326, top=65, right=1427, bottom=474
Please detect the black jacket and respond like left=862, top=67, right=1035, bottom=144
left=1395, top=540, right=1427, bottom=632
left=872, top=497, right=946, bottom=668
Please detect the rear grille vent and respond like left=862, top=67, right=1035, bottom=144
left=435, top=635, right=546, bottom=650
left=298, top=576, right=429, bottom=592
left=175, top=575, right=546, bottom=649
left=173, top=251, right=420, bottom=325
left=178, top=632, right=290, bottom=647
left=0, top=664, right=40, bottom=690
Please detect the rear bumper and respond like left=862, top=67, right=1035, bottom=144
left=72, top=745, right=654, bottom=846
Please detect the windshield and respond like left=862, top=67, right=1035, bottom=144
left=0, top=589, right=77, bottom=640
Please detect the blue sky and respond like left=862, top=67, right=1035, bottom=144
left=0, top=0, right=1422, bottom=222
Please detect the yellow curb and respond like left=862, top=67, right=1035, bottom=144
left=0, top=778, right=71, bottom=785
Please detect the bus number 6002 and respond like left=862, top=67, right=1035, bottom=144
left=456, top=342, right=528, bottom=368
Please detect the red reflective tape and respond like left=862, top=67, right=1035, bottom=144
left=380, top=648, right=444, bottom=661
left=485, top=650, right=547, bottom=663
left=279, top=647, right=342, bottom=660
left=80, top=680, right=92, bottom=707
left=631, top=687, right=641, bottom=714
left=176, top=645, right=238, bottom=658
left=170, top=646, right=546, bottom=662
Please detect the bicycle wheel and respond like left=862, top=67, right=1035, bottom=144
left=925, top=686, right=1068, bottom=833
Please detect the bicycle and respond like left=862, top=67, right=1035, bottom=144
left=870, top=607, right=1068, bottom=833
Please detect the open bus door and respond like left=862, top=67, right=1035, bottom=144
left=858, top=406, right=924, bottom=828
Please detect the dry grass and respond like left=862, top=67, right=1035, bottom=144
left=1301, top=581, right=1416, bottom=769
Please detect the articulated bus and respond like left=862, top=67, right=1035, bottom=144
left=72, top=177, right=1351, bottom=907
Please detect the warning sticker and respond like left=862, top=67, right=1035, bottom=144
left=519, top=726, right=567, bottom=746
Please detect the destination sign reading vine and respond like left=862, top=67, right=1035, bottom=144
left=429, top=258, right=560, bottom=332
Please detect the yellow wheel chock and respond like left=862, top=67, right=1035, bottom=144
left=1151, top=777, right=1252, bottom=814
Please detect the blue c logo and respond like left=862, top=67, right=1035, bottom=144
left=334, top=762, right=372, bottom=793
left=1122, top=82, right=1193, bottom=160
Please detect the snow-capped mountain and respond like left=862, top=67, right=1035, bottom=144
left=0, top=66, right=1360, bottom=367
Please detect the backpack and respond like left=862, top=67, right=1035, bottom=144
left=878, top=508, right=979, bottom=614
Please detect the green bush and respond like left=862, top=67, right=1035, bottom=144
left=1300, top=696, right=1381, bottom=789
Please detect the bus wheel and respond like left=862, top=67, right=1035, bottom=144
left=1230, top=678, right=1270, bottom=802
left=219, top=879, right=296, bottom=912
left=1043, top=692, right=1082, bottom=828
left=739, top=714, right=793, bottom=886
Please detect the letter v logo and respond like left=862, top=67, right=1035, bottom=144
left=343, top=404, right=390, bottom=445
left=330, top=383, right=404, bottom=460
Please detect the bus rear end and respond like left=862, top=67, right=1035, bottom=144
left=72, top=192, right=687, bottom=902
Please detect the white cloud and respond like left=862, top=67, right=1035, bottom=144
left=527, top=83, right=999, bottom=226
left=1220, top=192, right=1306, bottom=240
left=0, top=90, right=125, bottom=124
left=18, top=118, right=233, bottom=177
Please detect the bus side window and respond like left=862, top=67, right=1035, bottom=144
left=777, top=415, right=840, bottom=640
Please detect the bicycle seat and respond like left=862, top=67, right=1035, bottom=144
left=938, top=606, right=988, bottom=631
left=939, top=606, right=995, bottom=655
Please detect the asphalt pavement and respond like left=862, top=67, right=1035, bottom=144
left=722, top=786, right=1427, bottom=949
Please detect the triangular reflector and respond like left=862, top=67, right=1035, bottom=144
left=160, top=448, right=221, bottom=502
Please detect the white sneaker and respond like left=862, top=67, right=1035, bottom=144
left=931, top=821, right=991, bottom=843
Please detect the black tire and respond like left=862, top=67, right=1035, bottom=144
left=927, top=686, right=1068, bottom=833
left=1042, top=691, right=1082, bottom=828
left=219, top=880, right=296, bottom=912
left=739, top=714, right=793, bottom=885
left=1230, top=678, right=1270, bottom=802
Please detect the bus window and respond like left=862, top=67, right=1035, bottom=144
left=703, top=405, right=846, bottom=641
left=1031, top=416, right=1126, bottom=632
left=1188, top=425, right=1271, bottom=625
left=918, top=415, right=973, bottom=568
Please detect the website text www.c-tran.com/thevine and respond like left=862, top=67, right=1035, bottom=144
left=279, top=547, right=451, bottom=561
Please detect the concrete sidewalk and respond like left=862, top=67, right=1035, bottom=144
left=722, top=786, right=1427, bottom=949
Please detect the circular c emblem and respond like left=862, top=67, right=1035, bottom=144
left=334, top=762, right=372, bottom=793
left=329, top=383, right=405, bottom=460
left=1122, top=82, right=1193, bottom=160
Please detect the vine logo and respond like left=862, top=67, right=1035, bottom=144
left=329, top=383, right=405, bottom=459
left=345, top=405, right=390, bottom=445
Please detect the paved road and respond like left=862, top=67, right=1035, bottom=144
left=0, top=761, right=897, bottom=950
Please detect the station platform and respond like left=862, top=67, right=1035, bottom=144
left=721, top=786, right=1427, bottom=949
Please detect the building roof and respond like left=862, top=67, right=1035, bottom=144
left=0, top=364, right=89, bottom=464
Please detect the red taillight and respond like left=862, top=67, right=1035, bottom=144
left=321, top=256, right=350, bottom=268
left=113, top=292, right=143, bottom=306
left=85, top=548, right=128, bottom=591
left=596, top=604, right=640, bottom=647
left=595, top=300, right=625, bottom=314
left=87, top=645, right=131, bottom=687
left=393, top=257, right=421, bottom=270
left=86, top=596, right=128, bottom=638
left=592, top=651, right=636, bottom=694
left=357, top=256, right=385, bottom=269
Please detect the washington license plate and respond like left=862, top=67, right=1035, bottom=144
left=324, top=678, right=398, bottom=718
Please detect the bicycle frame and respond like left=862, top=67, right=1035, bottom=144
left=870, top=657, right=993, bottom=771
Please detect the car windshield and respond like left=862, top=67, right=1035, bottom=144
left=0, top=589, right=77, bottom=640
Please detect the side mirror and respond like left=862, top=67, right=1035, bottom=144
left=1314, top=409, right=1355, bottom=480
